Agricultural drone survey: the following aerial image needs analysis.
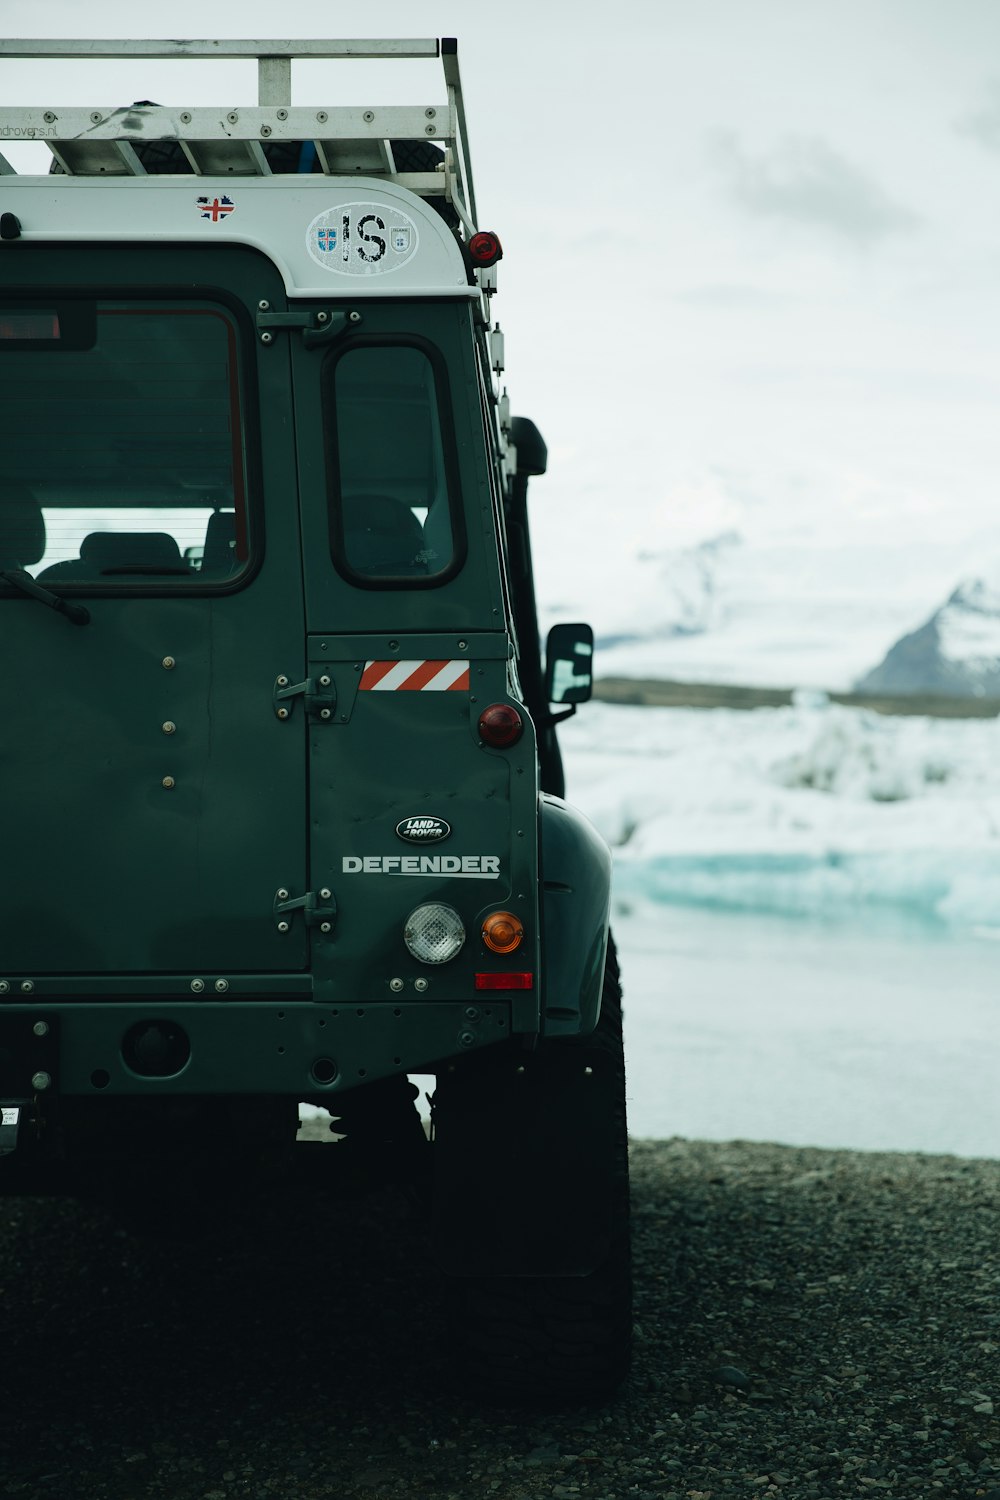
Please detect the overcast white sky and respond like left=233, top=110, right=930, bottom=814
left=3, top=0, right=1000, bottom=652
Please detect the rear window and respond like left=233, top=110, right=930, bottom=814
left=325, top=342, right=461, bottom=586
left=0, top=300, right=250, bottom=588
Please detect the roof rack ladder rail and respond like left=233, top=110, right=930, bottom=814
left=441, top=39, right=477, bottom=234
left=257, top=53, right=291, bottom=107
left=0, top=37, right=477, bottom=206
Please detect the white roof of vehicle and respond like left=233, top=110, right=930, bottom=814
left=0, top=38, right=485, bottom=300
left=0, top=175, right=472, bottom=299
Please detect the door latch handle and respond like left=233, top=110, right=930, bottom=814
left=273, top=674, right=337, bottom=722
left=273, top=887, right=337, bottom=935
left=256, top=305, right=361, bottom=348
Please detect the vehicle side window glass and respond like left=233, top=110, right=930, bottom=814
left=328, top=344, right=455, bottom=583
left=0, top=301, right=250, bottom=590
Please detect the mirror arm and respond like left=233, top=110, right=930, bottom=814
left=541, top=705, right=577, bottom=728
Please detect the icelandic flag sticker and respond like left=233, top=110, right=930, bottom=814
left=196, top=195, right=236, bottom=223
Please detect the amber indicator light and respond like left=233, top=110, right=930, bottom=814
left=482, top=910, right=524, bottom=954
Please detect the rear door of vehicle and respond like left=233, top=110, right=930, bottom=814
left=287, top=299, right=540, bottom=1008
left=0, top=244, right=308, bottom=977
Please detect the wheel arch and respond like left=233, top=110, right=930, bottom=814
left=538, top=792, right=613, bottom=1038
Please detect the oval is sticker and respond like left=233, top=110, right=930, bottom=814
left=396, top=816, right=451, bottom=844
left=306, top=202, right=419, bottom=276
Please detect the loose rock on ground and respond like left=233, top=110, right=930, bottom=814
left=1, top=1137, right=998, bottom=1499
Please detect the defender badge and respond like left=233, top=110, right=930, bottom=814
left=396, top=815, right=451, bottom=844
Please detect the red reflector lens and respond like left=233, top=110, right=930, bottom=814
left=469, top=230, right=503, bottom=267
left=475, top=972, right=534, bottom=991
left=0, top=312, right=60, bottom=340
left=478, top=703, right=523, bottom=747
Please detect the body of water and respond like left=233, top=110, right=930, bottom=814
left=616, top=900, right=999, bottom=1158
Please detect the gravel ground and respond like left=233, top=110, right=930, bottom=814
left=1, top=1136, right=998, bottom=1500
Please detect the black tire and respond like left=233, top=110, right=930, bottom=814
left=449, top=937, right=631, bottom=1405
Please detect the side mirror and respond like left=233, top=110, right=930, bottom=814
left=545, top=622, right=594, bottom=705
left=510, top=416, right=548, bottom=477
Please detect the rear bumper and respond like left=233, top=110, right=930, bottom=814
left=0, top=1000, right=512, bottom=1097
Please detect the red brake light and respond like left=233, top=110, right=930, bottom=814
left=478, top=703, right=523, bottom=748
left=475, top=972, right=533, bottom=991
left=468, top=230, right=503, bottom=267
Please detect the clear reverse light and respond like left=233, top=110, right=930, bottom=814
left=404, top=903, right=466, bottom=964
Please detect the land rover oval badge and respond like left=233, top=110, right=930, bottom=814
left=396, top=815, right=451, bottom=844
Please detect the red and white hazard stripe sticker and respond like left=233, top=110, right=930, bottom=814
left=360, top=659, right=470, bottom=692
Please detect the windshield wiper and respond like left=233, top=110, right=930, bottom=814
left=0, top=569, right=91, bottom=626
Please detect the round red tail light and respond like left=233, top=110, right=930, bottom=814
left=468, top=230, right=503, bottom=267
left=478, top=703, right=523, bottom=747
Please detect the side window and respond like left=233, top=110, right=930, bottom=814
left=326, top=343, right=459, bottom=584
left=0, top=300, right=251, bottom=590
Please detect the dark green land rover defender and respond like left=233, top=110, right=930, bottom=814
left=0, top=38, right=630, bottom=1401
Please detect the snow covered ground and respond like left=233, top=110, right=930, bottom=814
left=559, top=699, right=1000, bottom=1157
left=562, top=698, right=1000, bottom=933
left=532, top=515, right=1000, bottom=696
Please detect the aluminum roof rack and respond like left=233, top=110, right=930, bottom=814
left=0, top=38, right=478, bottom=233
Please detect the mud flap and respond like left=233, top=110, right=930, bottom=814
left=431, top=1042, right=616, bottom=1276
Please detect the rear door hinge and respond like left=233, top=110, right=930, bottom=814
left=257, top=303, right=361, bottom=349
left=273, top=887, right=337, bottom=935
left=274, top=673, right=337, bottom=722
